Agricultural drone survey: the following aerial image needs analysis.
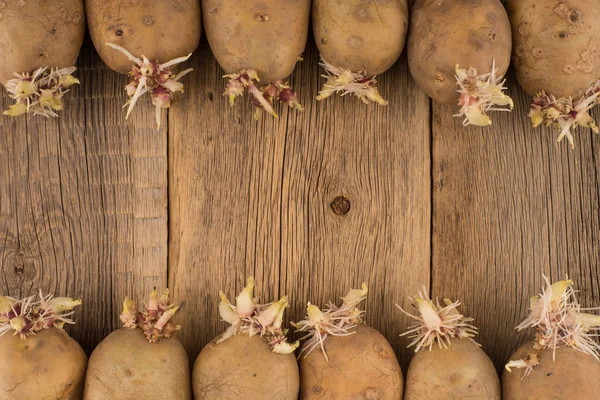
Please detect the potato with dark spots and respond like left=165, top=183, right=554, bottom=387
left=194, top=334, right=300, bottom=399
left=202, top=0, right=310, bottom=118
left=299, top=325, right=404, bottom=399
left=84, top=329, right=191, bottom=400
left=503, top=342, right=600, bottom=400
left=295, top=284, right=403, bottom=400
left=408, top=0, right=513, bottom=126
left=85, top=0, right=201, bottom=127
left=0, top=292, right=87, bottom=400
left=404, top=338, right=500, bottom=400
left=83, top=290, right=191, bottom=400
left=0, top=0, right=85, bottom=117
left=193, top=278, right=300, bottom=400
left=507, top=0, right=600, bottom=147
left=399, top=291, right=500, bottom=400
left=503, top=278, right=600, bottom=399
left=86, top=0, right=201, bottom=74
left=507, top=0, right=600, bottom=99
left=0, top=329, right=87, bottom=400
left=312, top=0, right=409, bottom=105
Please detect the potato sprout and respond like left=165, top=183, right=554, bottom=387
left=0, top=290, right=81, bottom=339
left=506, top=276, right=600, bottom=377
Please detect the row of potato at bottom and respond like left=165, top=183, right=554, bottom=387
left=0, top=276, right=598, bottom=399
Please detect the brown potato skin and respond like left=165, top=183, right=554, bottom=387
left=193, top=333, right=299, bottom=399
left=404, top=338, right=500, bottom=400
left=84, top=328, right=191, bottom=400
left=408, top=0, right=512, bottom=105
left=86, top=0, right=201, bottom=74
left=299, top=324, right=403, bottom=400
left=502, top=342, right=600, bottom=400
left=202, top=0, right=310, bottom=84
left=0, top=0, right=85, bottom=84
left=312, top=0, right=409, bottom=76
left=507, top=0, right=600, bottom=99
left=0, top=328, right=87, bottom=400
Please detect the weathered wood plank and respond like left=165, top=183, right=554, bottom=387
left=168, top=39, right=431, bottom=367
left=0, top=41, right=168, bottom=352
left=431, top=72, right=600, bottom=370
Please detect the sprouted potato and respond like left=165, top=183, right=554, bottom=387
left=311, top=0, right=409, bottom=105
left=84, top=289, right=190, bottom=400
left=503, top=277, right=600, bottom=399
left=193, top=277, right=299, bottom=399
left=408, top=0, right=513, bottom=126
left=0, top=291, right=86, bottom=400
left=399, top=288, right=500, bottom=400
left=0, top=0, right=84, bottom=117
left=507, top=0, right=600, bottom=147
left=294, top=284, right=403, bottom=399
left=202, top=0, right=310, bottom=119
left=86, top=0, right=201, bottom=128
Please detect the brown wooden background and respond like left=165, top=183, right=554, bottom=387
left=1, top=32, right=599, bottom=373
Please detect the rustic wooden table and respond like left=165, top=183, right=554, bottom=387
left=1, top=36, right=599, bottom=372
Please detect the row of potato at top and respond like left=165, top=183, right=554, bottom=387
left=1, top=276, right=599, bottom=399
left=1, top=1, right=598, bottom=148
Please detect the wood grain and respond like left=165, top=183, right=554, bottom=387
left=1, top=19, right=598, bottom=380
left=168, top=39, right=431, bottom=368
left=431, top=71, right=600, bottom=370
left=0, top=40, right=168, bottom=352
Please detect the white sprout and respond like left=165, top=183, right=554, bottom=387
left=3, top=67, right=79, bottom=117
left=511, top=275, right=600, bottom=363
left=505, top=353, right=540, bottom=379
left=223, top=70, right=303, bottom=119
left=293, top=283, right=368, bottom=361
left=454, top=59, right=513, bottom=126
left=316, top=56, right=387, bottom=105
left=217, top=277, right=298, bottom=354
left=397, top=287, right=479, bottom=353
left=119, top=289, right=181, bottom=343
left=529, top=79, right=600, bottom=148
left=105, top=43, right=193, bottom=129
left=0, top=290, right=81, bottom=339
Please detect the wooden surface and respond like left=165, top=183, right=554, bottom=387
left=0, top=41, right=168, bottom=353
left=1, top=35, right=599, bottom=373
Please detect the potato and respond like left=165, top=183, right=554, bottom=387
left=0, top=328, right=87, bottom=400
left=86, top=0, right=201, bottom=74
left=84, top=290, right=189, bottom=399
left=84, top=328, right=191, bottom=400
left=294, top=284, right=402, bottom=399
left=0, top=292, right=86, bottom=400
left=507, top=0, right=600, bottom=147
left=202, top=0, right=310, bottom=116
left=202, top=0, right=309, bottom=84
left=313, top=0, right=408, bottom=76
left=503, top=342, right=600, bottom=399
left=193, top=277, right=300, bottom=399
left=0, top=0, right=85, bottom=84
left=312, top=0, right=409, bottom=104
left=503, top=278, right=600, bottom=398
left=507, top=0, right=600, bottom=99
left=193, top=333, right=299, bottom=399
left=85, top=0, right=201, bottom=127
left=408, top=0, right=512, bottom=116
left=404, top=338, right=500, bottom=400
left=399, top=291, right=499, bottom=400
left=0, top=0, right=84, bottom=117
left=299, top=324, right=403, bottom=399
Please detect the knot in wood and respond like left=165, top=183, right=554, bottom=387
left=330, top=196, right=351, bottom=215
left=256, top=13, right=269, bottom=22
